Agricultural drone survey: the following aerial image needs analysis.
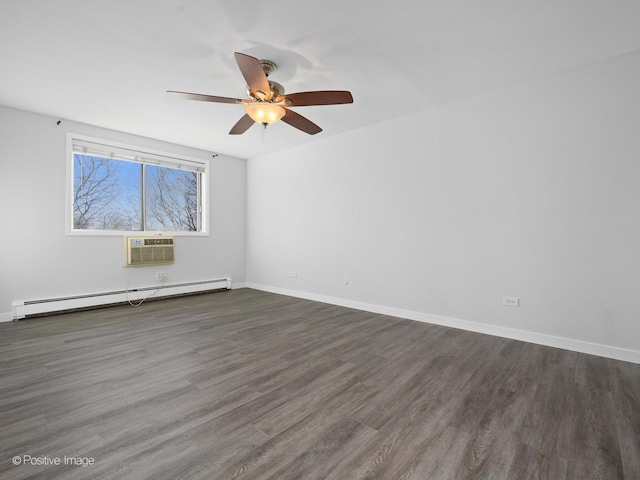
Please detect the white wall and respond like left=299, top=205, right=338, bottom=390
left=0, top=105, right=246, bottom=321
left=246, top=51, right=640, bottom=362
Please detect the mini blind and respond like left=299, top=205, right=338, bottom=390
left=72, top=139, right=206, bottom=173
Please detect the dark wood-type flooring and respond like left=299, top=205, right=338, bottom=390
left=0, top=289, right=638, bottom=479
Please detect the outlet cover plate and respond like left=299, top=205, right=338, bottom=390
left=503, top=296, right=520, bottom=307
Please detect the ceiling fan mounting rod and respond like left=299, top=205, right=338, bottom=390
left=243, top=59, right=283, bottom=101
left=259, top=59, right=277, bottom=77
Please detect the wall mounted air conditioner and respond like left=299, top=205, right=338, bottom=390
left=125, top=236, right=175, bottom=266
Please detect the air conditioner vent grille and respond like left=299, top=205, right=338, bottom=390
left=125, top=236, right=175, bottom=266
left=145, top=238, right=173, bottom=246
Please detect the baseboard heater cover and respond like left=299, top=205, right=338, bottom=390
left=12, top=278, right=231, bottom=319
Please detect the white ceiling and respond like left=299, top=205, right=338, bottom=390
left=1, top=1, right=640, bottom=159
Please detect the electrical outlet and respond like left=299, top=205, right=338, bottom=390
left=156, top=272, right=166, bottom=281
left=503, top=296, right=519, bottom=307
left=289, top=271, right=297, bottom=278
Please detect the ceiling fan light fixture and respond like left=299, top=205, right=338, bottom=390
left=245, top=103, right=285, bottom=125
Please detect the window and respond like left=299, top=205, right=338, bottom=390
left=68, top=135, right=208, bottom=235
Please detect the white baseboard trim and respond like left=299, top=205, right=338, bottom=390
left=0, top=311, right=13, bottom=323
left=245, top=283, right=640, bottom=365
left=231, top=282, right=248, bottom=290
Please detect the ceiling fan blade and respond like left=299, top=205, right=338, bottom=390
left=167, top=90, right=244, bottom=104
left=229, top=114, right=255, bottom=135
left=234, top=52, right=271, bottom=100
left=281, top=109, right=322, bottom=135
left=276, top=90, right=353, bottom=107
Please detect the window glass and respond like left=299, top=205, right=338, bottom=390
left=69, top=136, right=206, bottom=234
left=73, top=154, right=143, bottom=231
left=145, top=165, right=199, bottom=232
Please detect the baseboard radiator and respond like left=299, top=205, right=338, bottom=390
left=12, top=278, right=231, bottom=320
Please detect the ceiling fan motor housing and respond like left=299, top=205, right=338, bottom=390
left=259, top=60, right=277, bottom=77
left=245, top=59, right=283, bottom=101
left=246, top=80, right=284, bottom=101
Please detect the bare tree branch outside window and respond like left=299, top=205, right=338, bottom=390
left=73, top=155, right=140, bottom=230
left=72, top=154, right=200, bottom=232
left=146, top=167, right=198, bottom=231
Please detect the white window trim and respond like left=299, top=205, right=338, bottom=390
left=66, top=133, right=210, bottom=236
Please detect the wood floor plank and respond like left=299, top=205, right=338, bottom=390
left=0, top=289, right=637, bottom=479
left=519, top=348, right=578, bottom=461
left=565, top=355, right=625, bottom=479
left=450, top=343, right=545, bottom=479
left=214, top=384, right=379, bottom=480
left=506, top=443, right=568, bottom=480
left=251, top=361, right=359, bottom=436
left=614, top=360, right=640, bottom=479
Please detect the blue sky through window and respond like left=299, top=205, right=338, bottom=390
left=73, top=154, right=199, bottom=231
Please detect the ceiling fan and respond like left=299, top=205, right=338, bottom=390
left=167, top=52, right=353, bottom=135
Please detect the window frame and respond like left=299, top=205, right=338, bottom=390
left=66, top=133, right=210, bottom=237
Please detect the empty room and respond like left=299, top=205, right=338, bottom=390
left=1, top=1, right=639, bottom=479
